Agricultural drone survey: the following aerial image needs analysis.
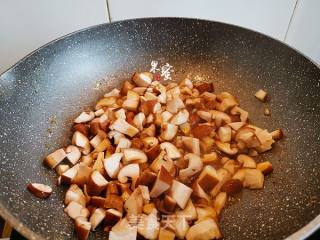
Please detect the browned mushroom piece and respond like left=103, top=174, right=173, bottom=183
left=75, top=217, right=91, bottom=240
left=27, top=183, right=52, bottom=199
left=42, top=72, right=282, bottom=239
left=150, top=166, right=173, bottom=198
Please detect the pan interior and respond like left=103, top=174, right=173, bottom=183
left=0, top=18, right=319, bottom=240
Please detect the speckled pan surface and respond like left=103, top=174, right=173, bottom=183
left=0, top=18, right=319, bottom=240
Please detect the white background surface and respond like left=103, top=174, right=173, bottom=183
left=0, top=0, right=319, bottom=74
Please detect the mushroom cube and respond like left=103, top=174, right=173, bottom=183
left=109, top=118, right=139, bottom=137
left=254, top=89, right=268, bottom=102
left=132, top=72, right=153, bottom=87
left=72, top=131, right=91, bottom=155
left=214, top=192, right=227, bottom=215
left=66, top=145, right=81, bottom=165
left=75, top=217, right=91, bottom=240
left=45, top=148, right=66, bottom=169
left=197, top=165, right=219, bottom=192
left=122, top=90, right=140, bottom=111
left=150, top=166, right=173, bottom=198
left=109, top=218, right=138, bottom=240
left=137, top=210, right=160, bottom=239
left=103, top=153, right=123, bottom=179
left=159, top=228, right=175, bottom=240
left=64, top=201, right=90, bottom=220
left=237, top=154, right=256, bottom=169
left=168, top=180, right=193, bottom=209
left=65, top=184, right=87, bottom=207
left=217, top=126, right=232, bottom=143
left=104, top=208, right=122, bottom=226
left=257, top=161, right=273, bottom=175
left=181, top=137, right=201, bottom=156
left=89, top=208, right=106, bottom=231
left=186, top=218, right=221, bottom=240
left=87, top=170, right=108, bottom=196
left=233, top=169, right=264, bottom=189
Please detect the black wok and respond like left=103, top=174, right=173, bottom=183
left=0, top=18, right=319, bottom=240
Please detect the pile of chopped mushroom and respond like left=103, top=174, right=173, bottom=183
left=30, top=72, right=283, bottom=240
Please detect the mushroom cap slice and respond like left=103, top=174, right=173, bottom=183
left=160, top=142, right=181, bottom=159
left=118, top=163, right=140, bottom=184
left=170, top=109, right=189, bottom=125
left=123, top=148, right=148, bottom=164
left=160, top=123, right=178, bottom=141
left=74, top=111, right=95, bottom=123
left=179, top=153, right=203, bottom=179
left=27, top=183, right=52, bottom=199
left=216, top=141, right=238, bottom=155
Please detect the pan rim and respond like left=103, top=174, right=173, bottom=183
left=0, top=17, right=319, bottom=240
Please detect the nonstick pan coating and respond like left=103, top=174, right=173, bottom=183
left=0, top=18, right=319, bottom=240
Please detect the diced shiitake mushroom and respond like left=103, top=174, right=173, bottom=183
left=103, top=153, right=122, bottom=178
left=150, top=167, right=173, bottom=198
left=168, top=180, right=193, bottom=209
left=109, top=118, right=139, bottom=137
left=27, top=183, right=52, bottom=199
left=132, top=72, right=153, bottom=87
left=255, top=89, right=268, bottom=102
left=137, top=209, right=160, bottom=239
left=160, top=142, right=181, bottom=159
left=109, top=218, right=138, bottom=240
left=45, top=148, right=66, bottom=169
left=179, top=153, right=203, bottom=180
left=74, top=111, right=95, bottom=123
left=41, top=71, right=282, bottom=240
left=186, top=218, right=221, bottom=240
left=66, top=145, right=81, bottom=165
left=75, top=217, right=92, bottom=240
left=123, top=148, right=148, bottom=164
